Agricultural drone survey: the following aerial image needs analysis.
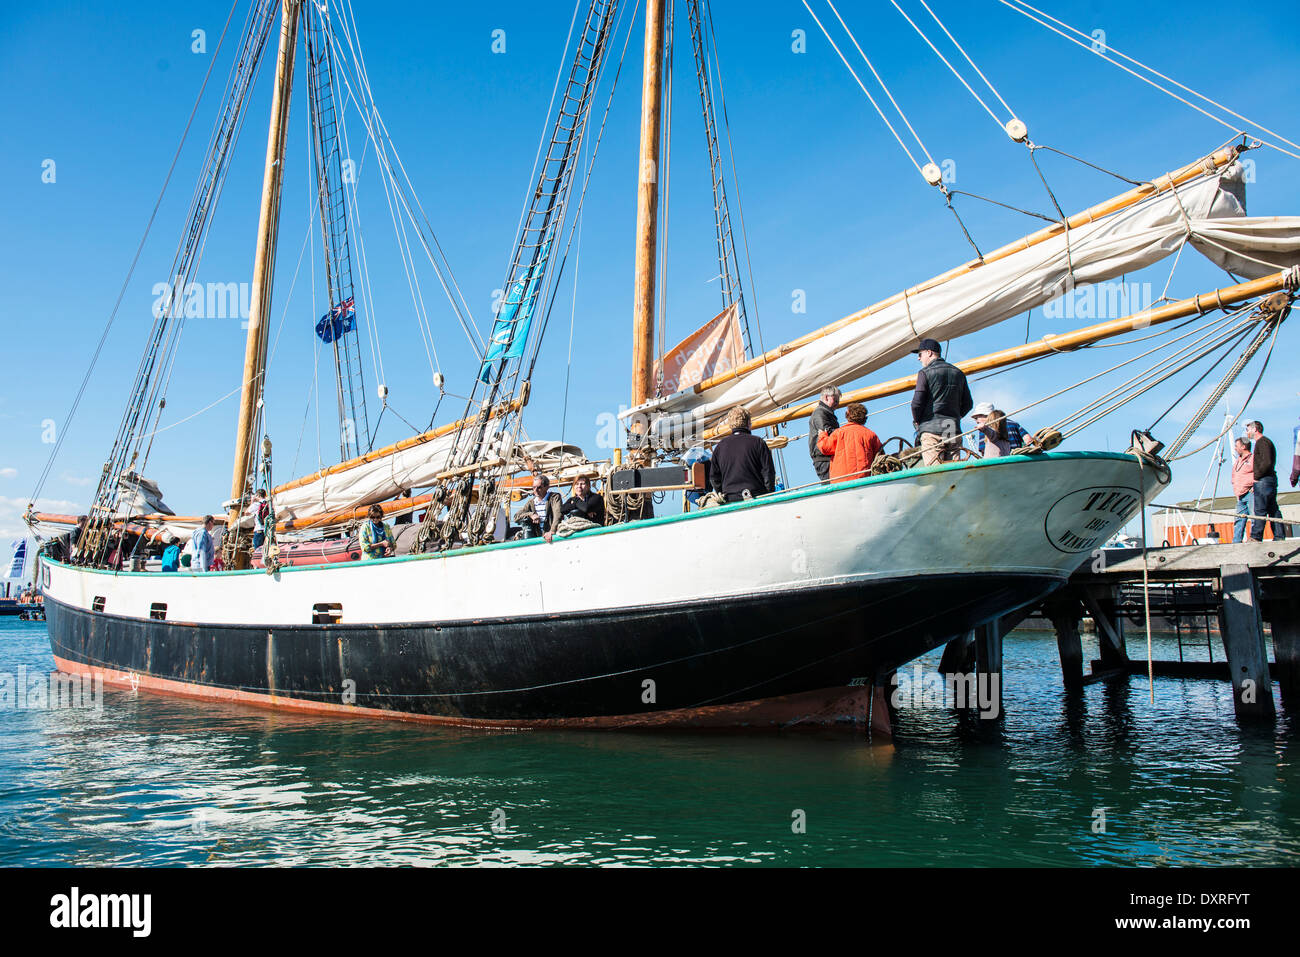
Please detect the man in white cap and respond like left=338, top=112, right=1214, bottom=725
left=971, top=402, right=1030, bottom=456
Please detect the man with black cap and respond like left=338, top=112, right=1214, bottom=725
left=910, top=337, right=973, bottom=466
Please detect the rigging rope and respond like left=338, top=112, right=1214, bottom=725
left=702, top=0, right=767, bottom=361
left=800, top=1, right=929, bottom=178
left=28, top=0, right=242, bottom=507
left=997, top=0, right=1300, bottom=161
left=889, top=0, right=1008, bottom=132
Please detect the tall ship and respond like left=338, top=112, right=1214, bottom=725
left=26, top=0, right=1299, bottom=733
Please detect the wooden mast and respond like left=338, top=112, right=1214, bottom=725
left=630, top=0, right=667, bottom=411
left=226, top=0, right=301, bottom=563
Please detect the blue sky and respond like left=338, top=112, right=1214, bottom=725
left=2, top=0, right=1298, bottom=565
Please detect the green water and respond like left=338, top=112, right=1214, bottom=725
left=1, top=619, right=1297, bottom=866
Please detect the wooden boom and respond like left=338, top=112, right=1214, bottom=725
left=738, top=269, right=1292, bottom=434
left=679, top=145, right=1244, bottom=404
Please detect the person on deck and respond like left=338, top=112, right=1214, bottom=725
left=360, top=504, right=396, bottom=560
left=1292, top=414, right=1299, bottom=489
left=973, top=407, right=1012, bottom=458
left=911, top=338, right=973, bottom=466
left=1231, top=436, right=1255, bottom=544
left=817, top=403, right=882, bottom=483
left=513, top=474, right=564, bottom=542
left=189, top=516, right=215, bottom=573
left=1245, top=421, right=1288, bottom=541
left=249, top=488, right=270, bottom=549
left=971, top=402, right=1028, bottom=455
left=561, top=475, right=606, bottom=527
left=808, top=384, right=842, bottom=483
left=709, top=406, right=776, bottom=502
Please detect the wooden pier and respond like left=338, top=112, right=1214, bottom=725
left=938, top=540, right=1300, bottom=725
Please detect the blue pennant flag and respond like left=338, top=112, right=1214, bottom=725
left=316, top=297, right=357, bottom=344
left=480, top=242, right=550, bottom=382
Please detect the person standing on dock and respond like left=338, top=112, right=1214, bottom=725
left=1245, top=421, right=1289, bottom=541
left=808, top=385, right=841, bottom=483
left=710, top=406, right=776, bottom=502
left=911, top=338, right=973, bottom=466
left=1231, top=437, right=1255, bottom=543
left=1291, top=414, right=1299, bottom=489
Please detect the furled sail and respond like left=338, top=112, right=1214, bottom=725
left=626, top=157, right=1292, bottom=439
left=273, top=418, right=505, bottom=519
left=1186, top=217, right=1300, bottom=279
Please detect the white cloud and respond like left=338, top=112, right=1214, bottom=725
left=60, top=472, right=94, bottom=487
left=0, top=467, right=16, bottom=479
left=0, top=495, right=83, bottom=540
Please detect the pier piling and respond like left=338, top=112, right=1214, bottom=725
left=1218, top=563, right=1275, bottom=721
left=938, top=631, right=975, bottom=676
left=1266, top=594, right=1300, bottom=705
left=1044, top=597, right=1084, bottom=692
left=974, top=621, right=1004, bottom=714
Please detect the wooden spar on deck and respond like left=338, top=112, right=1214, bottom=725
left=676, top=145, right=1245, bottom=402
left=730, top=270, right=1293, bottom=435
left=226, top=0, right=301, bottom=558
left=630, top=0, right=667, bottom=409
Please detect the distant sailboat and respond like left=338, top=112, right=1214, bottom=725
left=1, top=539, right=35, bottom=618
left=26, top=0, right=1298, bottom=732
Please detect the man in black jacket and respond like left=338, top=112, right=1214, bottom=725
left=910, top=338, right=973, bottom=466
left=710, top=406, right=776, bottom=502
left=1245, top=420, right=1289, bottom=541
left=561, top=474, right=606, bottom=526
left=808, top=384, right=841, bottom=483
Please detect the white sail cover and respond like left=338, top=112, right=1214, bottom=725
left=630, top=167, right=1297, bottom=437
left=1187, top=216, right=1300, bottom=279
left=113, top=471, right=174, bottom=517
left=274, top=419, right=508, bottom=519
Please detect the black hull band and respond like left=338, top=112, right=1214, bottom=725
left=45, top=573, right=1061, bottom=722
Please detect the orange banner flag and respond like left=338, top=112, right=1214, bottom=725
left=654, top=302, right=744, bottom=395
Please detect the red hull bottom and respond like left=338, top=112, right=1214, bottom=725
left=52, top=656, right=891, bottom=736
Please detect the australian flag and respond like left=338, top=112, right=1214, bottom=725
left=316, top=297, right=357, bottom=343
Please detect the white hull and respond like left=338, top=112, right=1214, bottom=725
left=44, top=452, right=1160, bottom=626
left=41, top=452, right=1167, bottom=728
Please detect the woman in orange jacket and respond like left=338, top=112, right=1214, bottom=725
left=817, top=403, right=882, bottom=482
